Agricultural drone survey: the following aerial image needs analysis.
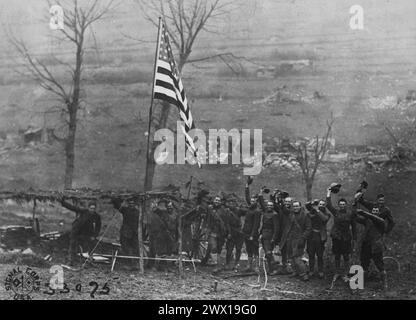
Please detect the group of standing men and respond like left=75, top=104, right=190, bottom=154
left=59, top=178, right=395, bottom=289
left=198, top=178, right=395, bottom=288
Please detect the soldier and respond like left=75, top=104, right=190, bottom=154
left=274, top=195, right=293, bottom=274
left=259, top=197, right=279, bottom=274
left=223, top=204, right=245, bottom=271
left=190, top=190, right=211, bottom=260
left=148, top=200, right=178, bottom=271
left=60, top=198, right=101, bottom=266
left=205, top=196, right=229, bottom=274
left=279, top=201, right=311, bottom=281
left=326, top=185, right=357, bottom=277
left=111, top=198, right=140, bottom=269
left=166, top=201, right=179, bottom=229
left=355, top=192, right=395, bottom=235
left=355, top=207, right=391, bottom=289
left=306, top=200, right=330, bottom=278
left=241, top=180, right=262, bottom=272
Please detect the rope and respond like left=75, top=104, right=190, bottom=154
left=262, top=256, right=268, bottom=290
left=258, top=246, right=269, bottom=290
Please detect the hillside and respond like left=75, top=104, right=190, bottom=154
left=0, top=0, right=415, bottom=194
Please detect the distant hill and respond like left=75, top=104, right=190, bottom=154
left=0, top=0, right=415, bottom=74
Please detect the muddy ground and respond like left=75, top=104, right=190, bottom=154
left=1, top=255, right=415, bottom=300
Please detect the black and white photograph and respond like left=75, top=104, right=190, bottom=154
left=0, top=0, right=415, bottom=304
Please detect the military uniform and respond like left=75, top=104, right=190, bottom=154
left=277, top=205, right=291, bottom=269
left=242, top=187, right=262, bottom=264
left=149, top=207, right=178, bottom=256
left=279, top=208, right=311, bottom=277
left=306, top=207, right=330, bottom=275
left=355, top=210, right=389, bottom=272
left=326, top=195, right=357, bottom=272
left=61, top=200, right=101, bottom=264
left=357, top=198, right=395, bottom=234
left=190, top=206, right=207, bottom=259
left=224, top=207, right=245, bottom=269
left=111, top=199, right=140, bottom=263
left=259, top=199, right=279, bottom=272
left=204, top=204, right=229, bottom=269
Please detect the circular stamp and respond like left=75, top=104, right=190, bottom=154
left=4, top=267, right=41, bottom=300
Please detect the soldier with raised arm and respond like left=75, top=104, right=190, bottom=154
left=306, top=200, right=330, bottom=278
left=274, top=194, right=292, bottom=275
left=111, top=197, right=140, bottom=270
left=241, top=177, right=262, bottom=272
left=60, top=197, right=102, bottom=266
left=326, top=183, right=357, bottom=277
left=355, top=191, right=395, bottom=235
left=355, top=206, right=390, bottom=289
left=258, top=188, right=279, bottom=274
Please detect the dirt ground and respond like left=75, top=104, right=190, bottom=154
left=1, top=255, right=415, bottom=300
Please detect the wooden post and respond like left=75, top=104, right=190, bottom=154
left=32, top=199, right=36, bottom=221
left=178, top=215, right=183, bottom=277
left=186, top=176, right=193, bottom=200
left=144, top=17, right=163, bottom=192
left=138, top=199, right=145, bottom=274
left=32, top=199, right=39, bottom=235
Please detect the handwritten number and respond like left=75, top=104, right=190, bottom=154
left=59, top=283, right=70, bottom=294
left=89, top=281, right=99, bottom=298
left=43, top=283, right=55, bottom=296
left=99, top=282, right=110, bottom=295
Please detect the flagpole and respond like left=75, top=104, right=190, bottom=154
left=144, top=17, right=163, bottom=192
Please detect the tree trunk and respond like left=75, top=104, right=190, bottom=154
left=64, top=110, right=77, bottom=189
left=306, top=180, right=313, bottom=201
left=64, top=35, right=83, bottom=189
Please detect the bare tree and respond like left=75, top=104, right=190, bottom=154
left=294, top=116, right=335, bottom=201
left=372, top=98, right=416, bottom=155
left=135, top=0, right=235, bottom=191
left=8, top=0, right=115, bottom=189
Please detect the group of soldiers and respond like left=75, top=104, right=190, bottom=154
left=190, top=178, right=395, bottom=288
left=59, top=177, right=395, bottom=288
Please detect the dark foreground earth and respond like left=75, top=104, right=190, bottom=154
left=1, top=257, right=415, bottom=300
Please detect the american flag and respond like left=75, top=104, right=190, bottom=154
left=153, top=21, right=200, bottom=165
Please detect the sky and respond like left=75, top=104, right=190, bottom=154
left=0, top=0, right=415, bottom=67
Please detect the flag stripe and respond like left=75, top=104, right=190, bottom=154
left=155, top=73, right=174, bottom=85
left=155, top=79, right=175, bottom=92
left=156, top=60, right=172, bottom=71
left=154, top=86, right=177, bottom=101
left=156, top=66, right=173, bottom=77
left=152, top=21, right=200, bottom=167
left=154, top=92, right=178, bottom=107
